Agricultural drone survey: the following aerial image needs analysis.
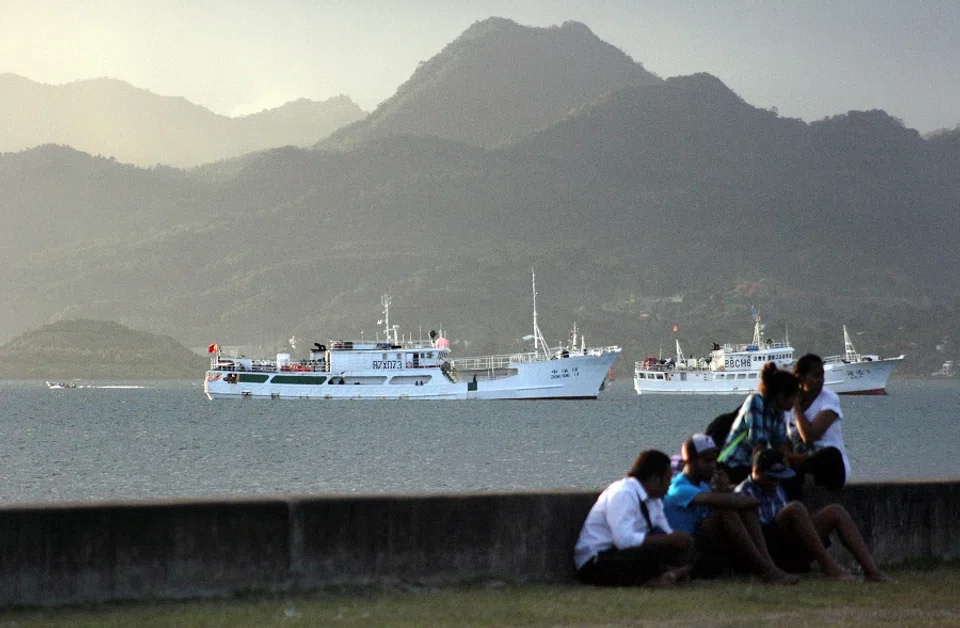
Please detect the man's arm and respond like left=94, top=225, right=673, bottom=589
left=690, top=491, right=758, bottom=510
left=792, top=403, right=839, bottom=443
left=642, top=531, right=694, bottom=550
left=604, top=490, right=648, bottom=549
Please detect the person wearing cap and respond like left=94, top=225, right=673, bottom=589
left=663, top=433, right=798, bottom=584
left=573, top=450, right=695, bottom=587
left=735, top=448, right=891, bottom=582
left=717, top=363, right=797, bottom=484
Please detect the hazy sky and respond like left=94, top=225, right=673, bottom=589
left=3, top=1, right=957, bottom=133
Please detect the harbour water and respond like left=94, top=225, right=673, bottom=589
left=2, top=378, right=958, bottom=505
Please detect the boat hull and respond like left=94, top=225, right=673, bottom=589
left=822, top=356, right=902, bottom=395
left=633, top=369, right=761, bottom=395
left=205, top=352, right=619, bottom=401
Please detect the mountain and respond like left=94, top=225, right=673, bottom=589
left=0, top=319, right=208, bottom=379
left=322, top=18, right=661, bottom=149
left=1, top=19, right=959, bottom=378
left=0, top=74, right=366, bottom=167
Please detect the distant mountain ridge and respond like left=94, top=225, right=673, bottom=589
left=0, top=319, right=207, bottom=379
left=0, top=74, right=366, bottom=167
left=1, top=18, right=959, bottom=377
left=323, top=18, right=661, bottom=149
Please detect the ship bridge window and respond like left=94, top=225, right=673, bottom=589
left=272, top=375, right=327, bottom=385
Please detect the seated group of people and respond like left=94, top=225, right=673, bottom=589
left=573, top=354, right=892, bottom=588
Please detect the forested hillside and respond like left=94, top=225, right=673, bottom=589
left=2, top=18, right=958, bottom=376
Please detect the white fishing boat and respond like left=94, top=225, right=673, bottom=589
left=633, top=315, right=903, bottom=396
left=633, top=310, right=793, bottom=395
left=821, top=326, right=904, bottom=395
left=204, top=274, right=621, bottom=400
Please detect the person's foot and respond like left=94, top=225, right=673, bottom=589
left=866, top=571, right=895, bottom=584
left=670, top=563, right=694, bottom=584
left=826, top=570, right=857, bottom=582
left=644, top=564, right=693, bottom=588
left=644, top=571, right=679, bottom=588
left=762, top=569, right=800, bottom=585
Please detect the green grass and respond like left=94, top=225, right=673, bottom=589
left=3, top=564, right=960, bottom=627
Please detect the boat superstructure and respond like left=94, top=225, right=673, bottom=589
left=204, top=274, right=621, bottom=400
left=633, top=311, right=793, bottom=395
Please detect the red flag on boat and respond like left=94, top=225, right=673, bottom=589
left=208, top=343, right=219, bottom=353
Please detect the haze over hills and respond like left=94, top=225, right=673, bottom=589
left=2, top=18, right=959, bottom=377
left=0, top=74, right=366, bottom=167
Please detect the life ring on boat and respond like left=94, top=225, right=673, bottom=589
left=406, top=361, right=413, bottom=368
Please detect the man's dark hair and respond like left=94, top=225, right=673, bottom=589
left=627, top=449, right=671, bottom=480
left=793, top=353, right=824, bottom=378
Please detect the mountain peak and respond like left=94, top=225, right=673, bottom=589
left=324, top=17, right=660, bottom=149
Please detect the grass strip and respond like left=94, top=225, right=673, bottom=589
left=2, top=563, right=959, bottom=627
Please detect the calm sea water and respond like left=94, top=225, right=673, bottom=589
left=2, top=378, right=958, bottom=505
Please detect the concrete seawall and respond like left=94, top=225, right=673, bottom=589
left=1, top=481, right=958, bottom=607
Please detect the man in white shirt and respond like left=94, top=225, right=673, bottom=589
left=573, top=450, right=695, bottom=587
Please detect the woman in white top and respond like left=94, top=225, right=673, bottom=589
left=783, top=354, right=850, bottom=500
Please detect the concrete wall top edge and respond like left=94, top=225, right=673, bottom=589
left=3, top=480, right=959, bottom=512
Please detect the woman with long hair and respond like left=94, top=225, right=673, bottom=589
left=782, top=353, right=850, bottom=500
left=717, top=362, right=798, bottom=484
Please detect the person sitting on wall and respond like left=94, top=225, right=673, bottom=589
left=735, top=448, right=892, bottom=583
left=717, top=362, right=796, bottom=484
left=574, top=450, right=695, bottom=587
left=781, top=354, right=851, bottom=501
left=663, top=434, right=798, bottom=584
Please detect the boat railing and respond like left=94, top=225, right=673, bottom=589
left=211, top=358, right=327, bottom=373
left=328, top=339, right=443, bottom=351
left=451, top=353, right=536, bottom=371
left=452, top=345, right=620, bottom=371
left=722, top=341, right=792, bottom=353
left=636, top=361, right=712, bottom=373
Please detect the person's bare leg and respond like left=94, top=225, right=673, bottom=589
left=739, top=509, right=779, bottom=565
left=701, top=510, right=798, bottom=584
left=775, top=502, right=854, bottom=580
left=812, top=504, right=892, bottom=583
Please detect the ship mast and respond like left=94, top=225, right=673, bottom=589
left=382, top=294, right=399, bottom=345
left=842, top=325, right=860, bottom=361
left=531, top=270, right=551, bottom=359
left=751, top=307, right=764, bottom=347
